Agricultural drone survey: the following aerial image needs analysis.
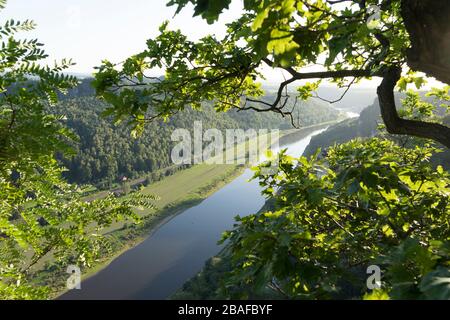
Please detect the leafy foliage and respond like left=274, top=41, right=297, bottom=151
left=90, top=0, right=450, bottom=300
left=54, top=93, right=339, bottom=187
left=2, top=0, right=450, bottom=300
left=221, top=138, right=450, bottom=299
left=0, top=2, right=155, bottom=299
left=93, top=0, right=413, bottom=130
left=93, top=20, right=264, bottom=135
left=304, top=90, right=450, bottom=168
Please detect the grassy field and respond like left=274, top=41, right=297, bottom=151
left=101, top=164, right=245, bottom=233
left=32, top=163, right=246, bottom=297
left=143, top=165, right=240, bottom=209
left=31, top=129, right=281, bottom=294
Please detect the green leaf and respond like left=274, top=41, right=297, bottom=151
left=363, top=289, right=390, bottom=300
left=252, top=7, right=269, bottom=31
left=419, top=267, right=450, bottom=300
left=397, top=78, right=408, bottom=91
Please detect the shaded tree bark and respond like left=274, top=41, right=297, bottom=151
left=401, top=0, right=450, bottom=84
left=377, top=67, right=450, bottom=148
left=234, top=0, right=450, bottom=147
left=372, top=0, right=450, bottom=148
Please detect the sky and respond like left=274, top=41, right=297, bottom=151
left=0, top=0, right=356, bottom=86
left=0, top=0, right=243, bottom=73
left=0, top=0, right=444, bottom=89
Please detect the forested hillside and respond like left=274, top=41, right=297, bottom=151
left=304, top=94, right=450, bottom=169
left=315, top=87, right=378, bottom=113
left=304, top=99, right=383, bottom=155
left=3, top=0, right=450, bottom=302
left=55, top=87, right=340, bottom=187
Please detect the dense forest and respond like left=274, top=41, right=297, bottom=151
left=174, top=91, right=450, bottom=300
left=304, top=94, right=450, bottom=169
left=54, top=85, right=340, bottom=187
left=2, top=0, right=450, bottom=301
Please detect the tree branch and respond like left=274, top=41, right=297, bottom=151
left=242, top=59, right=384, bottom=126
left=262, top=58, right=382, bottom=79
left=377, top=66, right=450, bottom=148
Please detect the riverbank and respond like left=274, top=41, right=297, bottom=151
left=32, top=164, right=245, bottom=299
left=278, top=121, right=335, bottom=146
left=170, top=124, right=332, bottom=300
left=37, top=121, right=339, bottom=299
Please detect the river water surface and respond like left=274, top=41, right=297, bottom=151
left=61, top=128, right=326, bottom=300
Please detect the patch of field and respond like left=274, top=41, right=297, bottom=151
left=141, top=164, right=239, bottom=210
left=100, top=164, right=241, bottom=234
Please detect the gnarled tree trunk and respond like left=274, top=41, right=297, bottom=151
left=401, top=0, right=450, bottom=84
left=375, top=0, right=450, bottom=148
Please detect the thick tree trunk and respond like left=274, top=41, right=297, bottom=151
left=401, top=0, right=450, bottom=84
left=373, top=1, right=450, bottom=148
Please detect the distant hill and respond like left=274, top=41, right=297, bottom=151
left=304, top=95, right=450, bottom=169
left=304, top=98, right=381, bottom=156
left=65, top=72, right=94, bottom=79
left=316, top=86, right=378, bottom=114
left=263, top=83, right=379, bottom=114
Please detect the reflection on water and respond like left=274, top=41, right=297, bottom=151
left=60, top=128, right=326, bottom=300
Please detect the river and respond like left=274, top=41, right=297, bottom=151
left=60, top=127, right=327, bottom=300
